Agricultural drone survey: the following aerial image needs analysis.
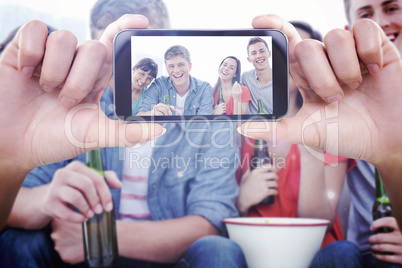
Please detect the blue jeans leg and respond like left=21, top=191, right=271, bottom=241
left=0, top=227, right=71, bottom=268
left=175, top=235, right=247, bottom=268
left=310, top=240, right=363, bottom=268
left=362, top=253, right=402, bottom=268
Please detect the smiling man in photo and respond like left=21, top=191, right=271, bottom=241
left=241, top=37, right=273, bottom=114
left=137, top=45, right=214, bottom=116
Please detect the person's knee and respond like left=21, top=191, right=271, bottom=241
left=1, top=228, right=51, bottom=250
left=180, top=235, right=247, bottom=267
left=311, top=240, right=362, bottom=268
left=0, top=228, right=54, bottom=264
left=194, top=235, right=243, bottom=254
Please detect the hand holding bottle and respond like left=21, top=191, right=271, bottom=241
left=41, top=161, right=121, bottom=223
left=51, top=218, right=84, bottom=264
left=213, top=103, right=226, bottom=115
left=236, top=166, right=278, bottom=216
left=369, top=217, right=402, bottom=264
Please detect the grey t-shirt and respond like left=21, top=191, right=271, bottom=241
left=346, top=160, right=375, bottom=256
left=241, top=69, right=273, bottom=114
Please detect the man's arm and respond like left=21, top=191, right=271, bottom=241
left=7, top=161, right=120, bottom=230
left=197, top=82, right=214, bottom=115
left=7, top=186, right=52, bottom=230
left=297, top=146, right=348, bottom=229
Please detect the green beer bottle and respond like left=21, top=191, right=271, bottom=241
left=257, top=99, right=264, bottom=115
left=372, top=168, right=393, bottom=233
left=217, top=87, right=226, bottom=115
left=251, top=101, right=274, bottom=205
left=82, top=149, right=118, bottom=267
left=163, top=95, right=169, bottom=106
left=163, top=95, right=174, bottom=115
left=250, top=138, right=274, bottom=204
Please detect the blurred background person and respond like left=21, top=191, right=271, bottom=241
left=342, top=0, right=402, bottom=267
left=236, top=21, right=362, bottom=267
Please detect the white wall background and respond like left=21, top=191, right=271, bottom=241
left=0, top=0, right=349, bottom=44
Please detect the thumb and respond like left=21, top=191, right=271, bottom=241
left=97, top=117, right=166, bottom=148
left=238, top=117, right=300, bottom=145
left=239, top=104, right=334, bottom=152
left=104, top=171, right=122, bottom=189
left=64, top=104, right=165, bottom=150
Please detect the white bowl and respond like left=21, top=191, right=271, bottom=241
left=224, top=217, right=329, bottom=268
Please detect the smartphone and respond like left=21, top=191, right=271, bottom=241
left=113, top=29, right=288, bottom=123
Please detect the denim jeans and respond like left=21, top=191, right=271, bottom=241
left=362, top=253, right=402, bottom=268
left=310, top=240, right=363, bottom=268
left=0, top=228, right=246, bottom=268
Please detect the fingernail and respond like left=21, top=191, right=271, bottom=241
left=42, top=85, right=55, bottom=92
left=87, top=209, right=94, bottom=218
left=367, top=64, right=380, bottom=74
left=95, top=204, right=103, bottom=214
left=105, top=202, right=113, bottom=212
left=60, top=96, right=77, bottom=108
left=348, top=82, right=360, bottom=90
left=326, top=94, right=343, bottom=103
left=22, top=67, right=35, bottom=78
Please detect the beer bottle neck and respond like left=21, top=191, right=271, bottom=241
left=254, top=139, right=267, bottom=151
left=86, top=149, right=105, bottom=178
left=257, top=99, right=264, bottom=114
left=164, top=95, right=169, bottom=105
left=375, top=168, right=390, bottom=203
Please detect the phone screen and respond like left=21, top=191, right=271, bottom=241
left=114, top=29, right=288, bottom=123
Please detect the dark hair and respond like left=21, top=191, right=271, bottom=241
left=90, top=0, right=170, bottom=39
left=133, top=58, right=158, bottom=78
left=164, top=45, right=191, bottom=63
left=343, top=0, right=351, bottom=23
left=0, top=25, right=56, bottom=54
left=247, top=37, right=269, bottom=55
left=289, top=21, right=323, bottom=42
left=289, top=21, right=322, bottom=109
left=213, top=56, right=241, bottom=98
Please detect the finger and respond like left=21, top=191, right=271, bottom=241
left=51, top=202, right=87, bottom=223
left=104, top=171, right=122, bottom=189
left=15, top=20, right=49, bottom=78
left=324, top=29, right=362, bottom=89
left=295, top=39, right=344, bottom=103
left=57, top=162, right=101, bottom=214
left=267, top=188, right=278, bottom=196
left=94, top=14, right=149, bottom=93
left=252, top=15, right=303, bottom=82
left=371, top=217, right=399, bottom=231
left=372, top=252, right=402, bottom=264
left=371, top=242, right=402, bottom=255
left=252, top=14, right=302, bottom=56
left=353, top=19, right=384, bottom=74
left=239, top=119, right=302, bottom=145
left=57, top=186, right=93, bottom=220
left=66, top=161, right=109, bottom=213
left=370, top=231, right=402, bottom=245
left=99, top=120, right=166, bottom=148
left=58, top=40, right=107, bottom=108
left=39, top=30, right=78, bottom=92
left=99, top=14, right=149, bottom=65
